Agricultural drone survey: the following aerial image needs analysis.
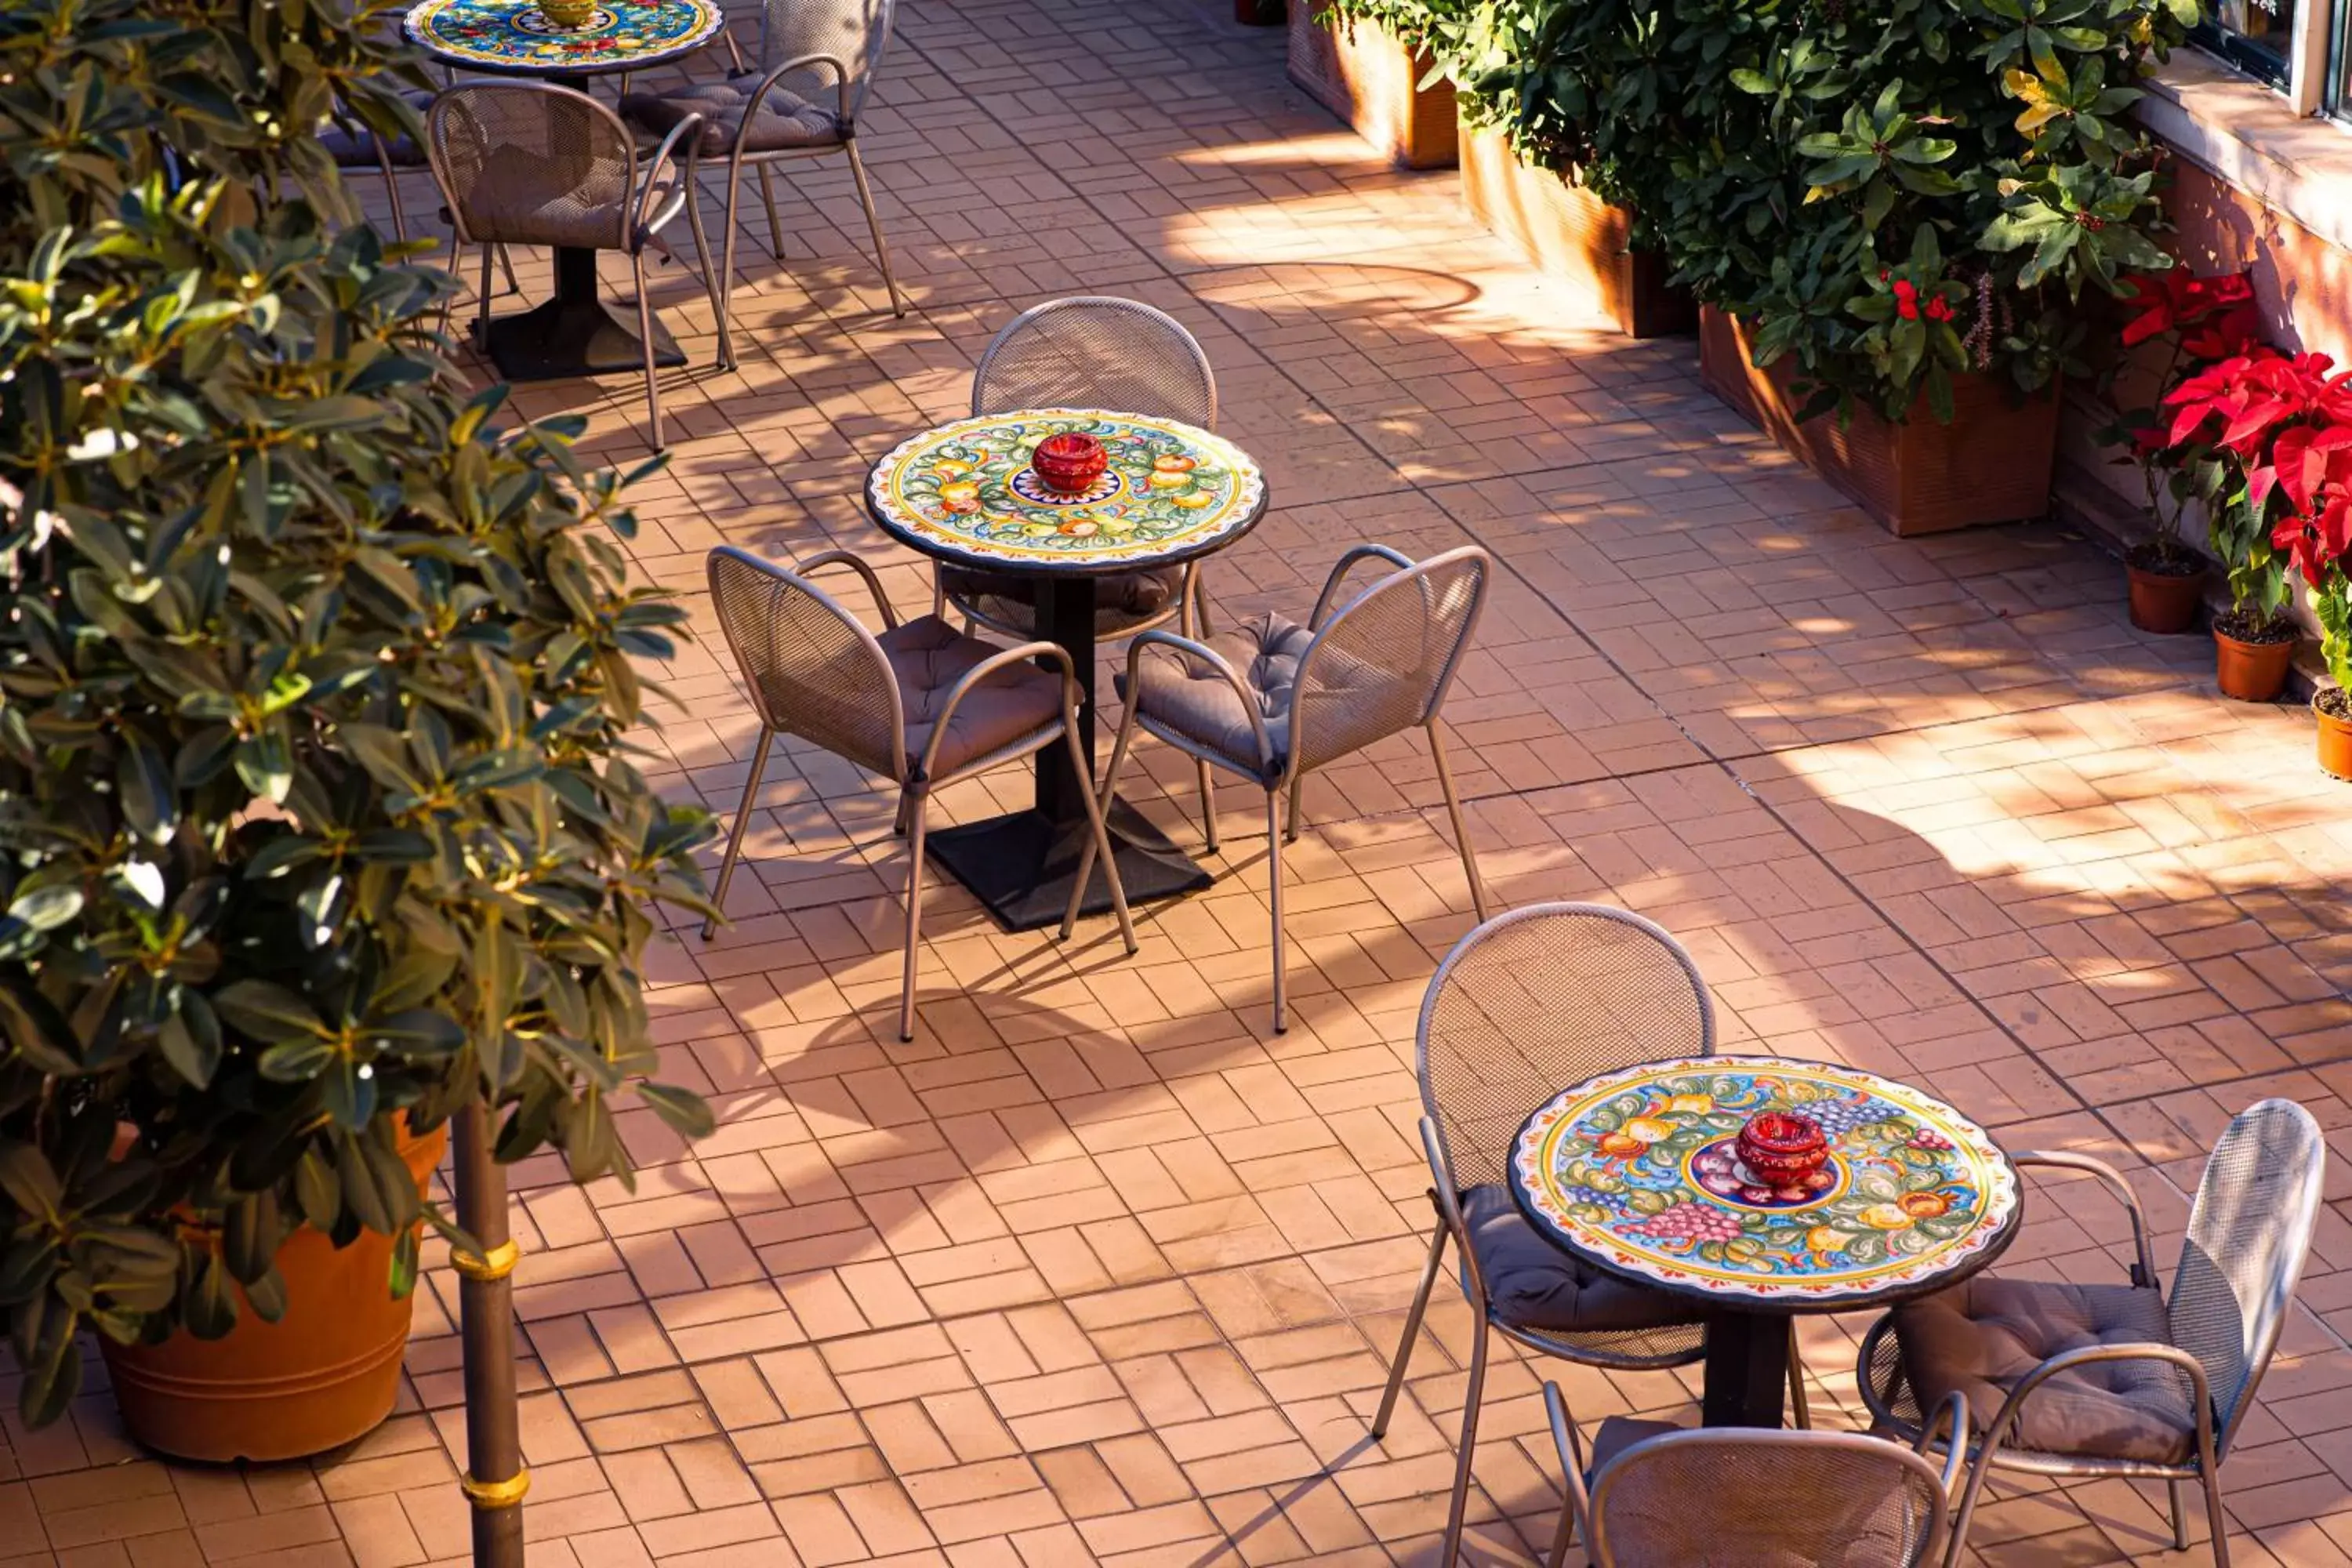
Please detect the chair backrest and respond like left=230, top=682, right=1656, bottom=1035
left=428, top=82, right=633, bottom=252
left=1588, top=1428, right=1951, bottom=1568
left=972, top=297, right=1218, bottom=430
left=2167, top=1098, right=2325, bottom=1451
left=1418, top=902, right=1715, bottom=1192
left=706, top=548, right=905, bottom=782
left=1290, top=546, right=1486, bottom=776
left=757, top=0, right=893, bottom=122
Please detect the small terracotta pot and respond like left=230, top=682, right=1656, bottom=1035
left=103, top=1120, right=447, bottom=1462
left=2318, top=695, right=2352, bottom=782
left=2126, top=562, right=2204, bottom=634
left=2214, top=626, right=2294, bottom=702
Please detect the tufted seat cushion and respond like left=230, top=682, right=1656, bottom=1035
left=319, top=90, right=434, bottom=169
left=1116, top=612, right=1313, bottom=779
left=619, top=81, right=843, bottom=159
left=1894, top=1276, right=2197, bottom=1465
left=940, top=564, right=1183, bottom=641
left=878, top=615, right=1061, bottom=779
left=1460, top=1186, right=1707, bottom=1336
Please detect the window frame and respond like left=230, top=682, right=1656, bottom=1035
left=2193, top=0, right=2342, bottom=115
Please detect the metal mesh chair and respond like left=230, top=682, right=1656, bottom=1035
left=619, top=0, right=903, bottom=369
left=1065, top=545, right=1490, bottom=1032
left=325, top=88, right=521, bottom=321
left=938, top=296, right=1221, bottom=644
left=428, top=83, right=715, bottom=450
left=1542, top=1385, right=1965, bottom=1568
left=1857, top=1098, right=2325, bottom=1568
left=700, top=546, right=1134, bottom=1041
left=1364, top=903, right=1812, bottom=1564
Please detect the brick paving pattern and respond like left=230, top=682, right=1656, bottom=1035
left=5, top=0, right=2351, bottom=1563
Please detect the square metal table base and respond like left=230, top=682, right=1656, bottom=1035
left=924, top=798, right=1212, bottom=933
left=478, top=246, right=684, bottom=382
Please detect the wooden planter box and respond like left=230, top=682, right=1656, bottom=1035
left=1287, top=7, right=1457, bottom=169
left=1457, top=121, right=1693, bottom=339
left=1697, top=307, right=2060, bottom=536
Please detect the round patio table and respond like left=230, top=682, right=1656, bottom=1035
left=1510, top=1054, right=2023, bottom=1427
left=401, top=0, right=724, bottom=383
left=866, top=407, right=1270, bottom=932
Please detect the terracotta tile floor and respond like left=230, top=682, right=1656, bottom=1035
left=9, top=1, right=2352, bottom=1563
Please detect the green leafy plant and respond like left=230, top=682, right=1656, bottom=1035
left=0, top=0, right=713, bottom=1424
left=1435, top=0, right=2198, bottom=420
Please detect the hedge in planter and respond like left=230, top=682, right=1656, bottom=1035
left=1293, top=0, right=1461, bottom=169
left=0, top=0, right=714, bottom=1430
left=1450, top=0, right=2199, bottom=528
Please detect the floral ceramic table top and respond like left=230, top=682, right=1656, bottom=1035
left=404, top=0, right=722, bottom=74
left=1512, top=1056, right=2020, bottom=1309
left=865, top=409, right=1268, bottom=575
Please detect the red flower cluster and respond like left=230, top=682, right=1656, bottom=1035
left=2165, top=347, right=2352, bottom=586
left=1893, top=278, right=1919, bottom=321
left=2118, top=270, right=2260, bottom=359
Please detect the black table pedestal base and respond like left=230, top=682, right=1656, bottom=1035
left=1702, top=1312, right=1791, bottom=1427
left=480, top=246, right=684, bottom=383
left=926, top=797, right=1211, bottom=933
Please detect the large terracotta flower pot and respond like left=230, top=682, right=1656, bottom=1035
left=2318, top=691, right=2352, bottom=781
left=1460, top=121, right=1691, bottom=339
left=1287, top=6, right=1455, bottom=168
left=2213, top=618, right=2295, bottom=699
left=102, top=1120, right=446, bottom=1462
left=1697, top=307, right=2060, bottom=535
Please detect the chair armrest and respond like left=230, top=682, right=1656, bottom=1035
left=633, top=114, right=702, bottom=245
left=1309, top=543, right=1414, bottom=630
left=1541, top=1381, right=1594, bottom=1550
left=1980, top=1341, right=2216, bottom=1470
left=2011, top=1150, right=2159, bottom=1288
left=1915, top=1389, right=1969, bottom=1495
left=1123, top=629, right=1277, bottom=778
left=1417, top=1116, right=1482, bottom=1305
left=920, top=639, right=1073, bottom=782
left=735, top=50, right=856, bottom=153
left=794, top=550, right=902, bottom=629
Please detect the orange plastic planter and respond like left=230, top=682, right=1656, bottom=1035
left=103, top=1121, right=446, bottom=1461
left=2318, top=694, right=2352, bottom=782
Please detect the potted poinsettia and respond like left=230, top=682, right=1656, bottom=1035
left=2105, top=269, right=2262, bottom=638
left=2154, top=343, right=2352, bottom=709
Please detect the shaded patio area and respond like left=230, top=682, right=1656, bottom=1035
left=5, top=0, right=2350, bottom=1563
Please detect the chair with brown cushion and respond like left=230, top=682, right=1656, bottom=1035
left=700, top=546, right=1134, bottom=1041
left=427, top=82, right=716, bottom=451
left=1065, top=544, right=1491, bottom=1032
left=619, top=0, right=904, bottom=369
left=323, top=87, right=521, bottom=315
left=1856, top=1098, right=2326, bottom=1568
left=937, top=296, right=1220, bottom=645
left=1357, top=902, right=1811, bottom=1565
left=1541, top=1383, right=1965, bottom=1568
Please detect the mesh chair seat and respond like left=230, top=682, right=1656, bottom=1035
left=880, top=615, right=1062, bottom=779
left=620, top=81, right=844, bottom=158
left=1461, top=1186, right=1707, bottom=1339
left=1893, top=1276, right=2196, bottom=1465
left=938, top=563, right=1186, bottom=642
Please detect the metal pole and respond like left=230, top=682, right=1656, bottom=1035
left=452, top=1102, right=526, bottom=1566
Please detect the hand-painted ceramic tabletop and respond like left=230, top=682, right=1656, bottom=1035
left=865, top=409, right=1269, bottom=576
left=1511, top=1056, right=2020, bottom=1309
left=404, top=0, right=722, bottom=74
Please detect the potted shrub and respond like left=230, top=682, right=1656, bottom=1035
left=0, top=0, right=714, bottom=1457
left=1475, top=0, right=2194, bottom=532
left=1290, top=0, right=1461, bottom=169
left=1440, top=1, right=1693, bottom=338
left=2256, top=376, right=2352, bottom=773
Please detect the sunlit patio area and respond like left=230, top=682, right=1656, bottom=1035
left=7, top=0, right=2352, bottom=1564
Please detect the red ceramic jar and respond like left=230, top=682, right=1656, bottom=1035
left=1737, top=1112, right=1829, bottom=1185
left=1031, top=432, right=1109, bottom=494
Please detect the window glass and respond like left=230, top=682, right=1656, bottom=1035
left=2198, top=0, right=2297, bottom=85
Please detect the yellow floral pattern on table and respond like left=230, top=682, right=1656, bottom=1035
left=866, top=409, right=1267, bottom=571
left=1512, top=1056, right=2020, bottom=1307
left=404, top=0, right=722, bottom=72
